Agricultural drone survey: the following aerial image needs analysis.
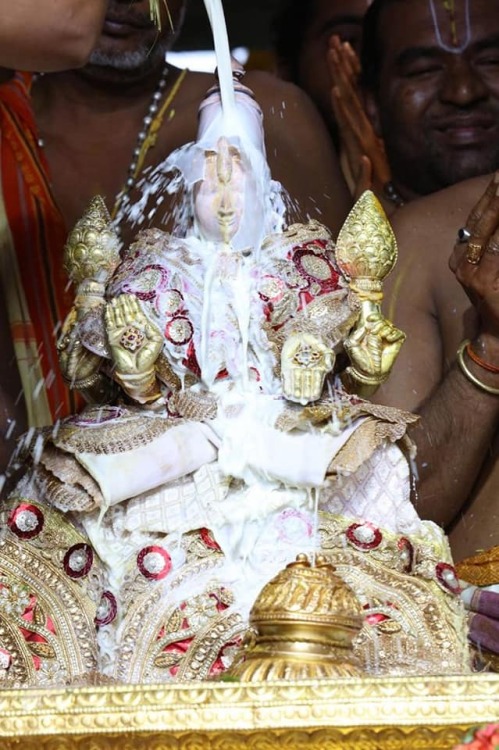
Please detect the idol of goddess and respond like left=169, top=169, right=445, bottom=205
left=0, top=71, right=470, bottom=687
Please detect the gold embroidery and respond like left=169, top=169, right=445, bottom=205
left=0, top=500, right=103, bottom=687
left=53, top=408, right=176, bottom=455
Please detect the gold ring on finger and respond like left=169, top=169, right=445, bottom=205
left=466, top=241, right=484, bottom=265
left=119, top=326, right=145, bottom=352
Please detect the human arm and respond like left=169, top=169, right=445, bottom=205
left=376, top=175, right=499, bottom=529
left=248, top=71, right=352, bottom=237
left=0, top=0, right=107, bottom=72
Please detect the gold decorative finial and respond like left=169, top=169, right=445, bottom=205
left=335, top=190, right=398, bottom=295
left=224, top=554, right=364, bottom=681
left=64, top=195, right=121, bottom=289
left=335, top=191, right=405, bottom=395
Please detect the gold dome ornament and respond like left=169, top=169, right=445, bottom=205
left=224, top=554, right=364, bottom=681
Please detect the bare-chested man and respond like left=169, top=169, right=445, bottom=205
left=377, top=172, right=498, bottom=565
left=0, top=0, right=351, bottom=475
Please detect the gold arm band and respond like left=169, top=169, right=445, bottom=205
left=343, top=366, right=388, bottom=387
left=63, top=372, right=102, bottom=390
left=456, top=339, right=499, bottom=396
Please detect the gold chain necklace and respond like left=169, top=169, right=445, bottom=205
left=111, top=66, right=187, bottom=220
left=32, top=67, right=187, bottom=223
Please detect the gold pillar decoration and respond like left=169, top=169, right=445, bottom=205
left=225, top=554, right=364, bottom=681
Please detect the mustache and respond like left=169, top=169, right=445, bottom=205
left=428, top=109, right=499, bottom=130
left=105, top=6, right=157, bottom=29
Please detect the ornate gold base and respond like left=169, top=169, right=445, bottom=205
left=0, top=675, right=497, bottom=749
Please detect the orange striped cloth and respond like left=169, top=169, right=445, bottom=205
left=0, top=72, right=80, bottom=426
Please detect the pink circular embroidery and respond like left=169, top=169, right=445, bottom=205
left=156, top=289, right=184, bottom=318
left=165, top=316, right=193, bottom=346
left=258, top=275, right=286, bottom=303
left=346, top=522, right=382, bottom=551
left=293, top=242, right=340, bottom=293
left=436, top=563, right=461, bottom=595
left=123, top=264, right=169, bottom=301
left=137, top=546, right=172, bottom=580
left=8, top=504, right=44, bottom=540
left=95, top=591, right=118, bottom=626
left=63, top=544, right=94, bottom=579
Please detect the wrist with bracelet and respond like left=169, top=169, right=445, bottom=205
left=456, top=339, right=499, bottom=396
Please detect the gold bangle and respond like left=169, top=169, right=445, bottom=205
left=456, top=339, right=499, bottom=395
left=344, top=366, right=388, bottom=387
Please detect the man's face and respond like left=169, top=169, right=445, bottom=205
left=297, top=0, right=370, bottom=136
left=85, top=0, right=186, bottom=77
left=368, top=0, right=499, bottom=198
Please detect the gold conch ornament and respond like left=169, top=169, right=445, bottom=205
left=224, top=554, right=364, bottom=681
left=64, top=195, right=121, bottom=289
left=335, top=189, right=398, bottom=297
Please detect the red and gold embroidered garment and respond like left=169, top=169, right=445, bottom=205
left=0, top=72, right=79, bottom=426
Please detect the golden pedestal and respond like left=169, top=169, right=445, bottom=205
left=0, top=675, right=497, bottom=749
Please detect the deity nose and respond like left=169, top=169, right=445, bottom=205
left=218, top=190, right=233, bottom=216
left=439, top=57, right=488, bottom=107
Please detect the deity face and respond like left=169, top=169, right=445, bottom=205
left=294, top=0, right=370, bottom=142
left=83, top=0, right=186, bottom=79
left=365, top=0, right=499, bottom=199
left=193, top=138, right=247, bottom=244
